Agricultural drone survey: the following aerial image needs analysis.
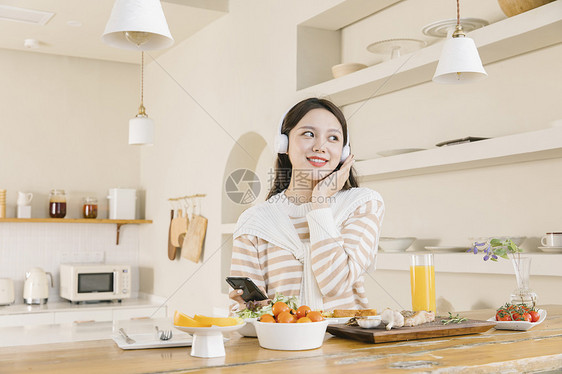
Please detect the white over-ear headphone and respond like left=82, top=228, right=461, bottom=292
left=274, top=111, right=351, bottom=163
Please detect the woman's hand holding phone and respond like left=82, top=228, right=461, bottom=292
left=312, top=154, right=355, bottom=209
left=229, top=289, right=269, bottom=312
left=226, top=277, right=270, bottom=313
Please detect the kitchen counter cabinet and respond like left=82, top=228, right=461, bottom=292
left=0, top=299, right=166, bottom=328
left=1, top=305, right=561, bottom=373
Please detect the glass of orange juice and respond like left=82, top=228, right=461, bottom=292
left=410, top=254, right=436, bottom=312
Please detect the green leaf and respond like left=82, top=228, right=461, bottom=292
left=490, top=238, right=502, bottom=246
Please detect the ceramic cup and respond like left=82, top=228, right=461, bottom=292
left=17, top=191, right=33, bottom=205
left=541, top=232, right=562, bottom=247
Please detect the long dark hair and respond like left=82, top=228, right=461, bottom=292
left=266, top=98, right=359, bottom=200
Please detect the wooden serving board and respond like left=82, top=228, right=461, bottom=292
left=326, top=319, right=496, bottom=344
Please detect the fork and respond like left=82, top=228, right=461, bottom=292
left=155, top=326, right=173, bottom=341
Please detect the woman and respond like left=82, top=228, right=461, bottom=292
left=229, top=98, right=384, bottom=312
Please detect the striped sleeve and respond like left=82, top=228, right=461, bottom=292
left=306, top=197, right=384, bottom=298
left=229, top=234, right=267, bottom=296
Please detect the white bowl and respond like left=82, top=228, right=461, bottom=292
left=254, top=320, right=329, bottom=350
left=331, top=63, right=367, bottom=78
left=378, top=237, right=416, bottom=252
left=356, top=315, right=382, bottom=329
left=237, top=318, right=257, bottom=337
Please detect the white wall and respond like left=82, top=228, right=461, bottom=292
left=0, top=49, right=142, bottom=300
left=137, top=0, right=339, bottom=316
left=0, top=49, right=140, bottom=217
left=5, top=1, right=558, bottom=315
left=341, top=18, right=562, bottom=311
left=140, top=0, right=562, bottom=315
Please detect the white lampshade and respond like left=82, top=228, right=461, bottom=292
left=103, top=0, right=174, bottom=50
left=129, top=116, right=154, bottom=145
left=433, top=36, right=487, bottom=84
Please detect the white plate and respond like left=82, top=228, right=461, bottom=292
left=487, top=309, right=547, bottom=331
left=425, top=246, right=469, bottom=252
left=538, top=246, right=562, bottom=253
left=326, top=317, right=352, bottom=325
left=174, top=323, right=245, bottom=335
left=112, top=331, right=193, bottom=350
left=377, top=148, right=425, bottom=157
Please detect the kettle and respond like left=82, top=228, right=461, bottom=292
left=23, top=267, right=53, bottom=305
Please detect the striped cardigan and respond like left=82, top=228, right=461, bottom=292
left=230, top=187, right=385, bottom=311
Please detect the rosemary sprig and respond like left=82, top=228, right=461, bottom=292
left=441, top=312, right=467, bottom=325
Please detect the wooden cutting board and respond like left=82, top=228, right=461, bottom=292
left=326, top=319, right=496, bottom=344
left=181, top=214, right=208, bottom=263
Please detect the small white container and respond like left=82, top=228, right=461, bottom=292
left=107, top=188, right=136, bottom=219
left=0, top=278, right=15, bottom=305
left=17, top=205, right=32, bottom=218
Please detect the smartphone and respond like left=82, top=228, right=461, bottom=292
left=225, top=276, right=268, bottom=302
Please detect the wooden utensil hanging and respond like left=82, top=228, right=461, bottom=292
left=167, top=208, right=177, bottom=261
left=181, top=197, right=208, bottom=263
left=170, top=200, right=189, bottom=247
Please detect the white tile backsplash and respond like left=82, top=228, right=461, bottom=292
left=0, top=222, right=140, bottom=304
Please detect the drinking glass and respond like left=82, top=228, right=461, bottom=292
left=410, top=253, right=436, bottom=312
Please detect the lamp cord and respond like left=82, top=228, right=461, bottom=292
left=140, top=51, right=144, bottom=108
left=456, top=0, right=460, bottom=26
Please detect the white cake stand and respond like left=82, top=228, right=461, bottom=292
left=174, top=323, right=246, bottom=358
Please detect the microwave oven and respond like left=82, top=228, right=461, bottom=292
left=60, top=264, right=131, bottom=303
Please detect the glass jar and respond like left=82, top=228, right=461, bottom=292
left=82, top=197, right=98, bottom=219
left=49, top=189, right=66, bottom=218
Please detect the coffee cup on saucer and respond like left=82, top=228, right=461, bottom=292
left=541, top=232, right=562, bottom=247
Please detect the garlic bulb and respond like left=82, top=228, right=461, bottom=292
left=381, top=308, right=404, bottom=330
left=393, top=310, right=404, bottom=328
left=381, top=308, right=395, bottom=330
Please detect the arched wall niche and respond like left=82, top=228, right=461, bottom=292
left=220, top=131, right=270, bottom=293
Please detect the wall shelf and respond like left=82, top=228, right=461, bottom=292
left=298, top=1, right=562, bottom=106
left=354, top=126, right=562, bottom=181
left=0, top=218, right=152, bottom=245
left=375, top=252, right=561, bottom=277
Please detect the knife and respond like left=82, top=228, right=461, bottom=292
left=119, top=328, right=136, bottom=344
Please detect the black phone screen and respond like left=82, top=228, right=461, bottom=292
left=225, top=276, right=268, bottom=302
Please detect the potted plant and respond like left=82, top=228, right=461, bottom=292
left=469, top=238, right=537, bottom=308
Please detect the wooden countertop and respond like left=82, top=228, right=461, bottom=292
left=1, top=306, right=561, bottom=373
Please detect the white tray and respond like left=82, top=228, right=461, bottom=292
left=487, top=309, right=547, bottom=331
left=112, top=331, right=193, bottom=350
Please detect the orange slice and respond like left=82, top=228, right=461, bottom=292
left=193, top=314, right=240, bottom=327
left=174, top=310, right=210, bottom=327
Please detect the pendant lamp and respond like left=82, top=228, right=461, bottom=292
left=129, top=52, right=154, bottom=145
left=102, top=0, right=174, bottom=51
left=433, top=0, right=487, bottom=84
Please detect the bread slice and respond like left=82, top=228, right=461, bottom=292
left=333, top=309, right=377, bottom=318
